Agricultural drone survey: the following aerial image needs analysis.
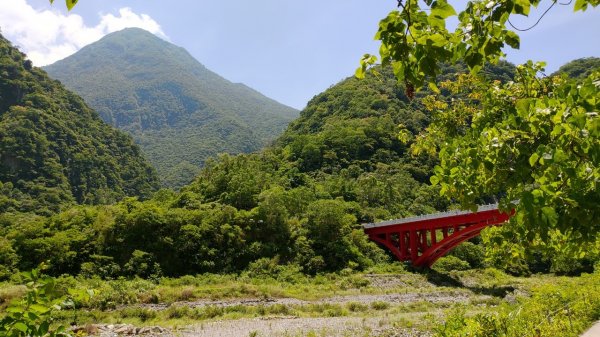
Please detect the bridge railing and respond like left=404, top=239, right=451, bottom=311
left=362, top=203, right=500, bottom=229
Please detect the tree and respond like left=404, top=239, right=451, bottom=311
left=419, top=64, right=598, bottom=258
left=359, top=0, right=600, bottom=257
left=357, top=0, right=599, bottom=94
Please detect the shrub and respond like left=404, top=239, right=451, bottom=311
left=339, top=275, right=370, bottom=289
left=124, top=250, right=162, bottom=279
left=245, top=257, right=280, bottom=279
left=433, top=271, right=600, bottom=336
left=371, top=301, right=390, bottom=310
left=432, top=256, right=470, bottom=273
left=0, top=238, right=18, bottom=281
left=347, top=302, right=368, bottom=312
left=0, top=269, right=73, bottom=337
left=448, top=242, right=485, bottom=268
left=79, top=255, right=121, bottom=279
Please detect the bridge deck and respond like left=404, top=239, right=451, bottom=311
left=362, top=203, right=499, bottom=229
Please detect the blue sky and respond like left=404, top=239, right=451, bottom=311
left=1, top=0, right=599, bottom=109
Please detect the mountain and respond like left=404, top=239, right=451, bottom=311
left=44, top=28, right=298, bottom=188
left=553, top=57, right=600, bottom=79
left=0, top=33, right=159, bottom=215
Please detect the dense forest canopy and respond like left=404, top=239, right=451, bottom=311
left=0, top=33, right=159, bottom=215
left=44, top=28, right=298, bottom=189
left=0, top=59, right=451, bottom=279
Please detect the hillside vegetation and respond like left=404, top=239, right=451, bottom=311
left=44, top=28, right=298, bottom=188
left=0, top=60, right=527, bottom=279
left=0, top=33, right=159, bottom=216
left=553, top=57, right=600, bottom=79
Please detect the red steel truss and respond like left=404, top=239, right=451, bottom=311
left=362, top=204, right=514, bottom=267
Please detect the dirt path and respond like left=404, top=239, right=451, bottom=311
left=580, top=321, right=600, bottom=337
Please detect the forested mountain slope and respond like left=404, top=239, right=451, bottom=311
left=0, top=33, right=159, bottom=215
left=44, top=28, right=298, bottom=188
left=553, top=57, right=600, bottom=79
left=0, top=62, right=517, bottom=278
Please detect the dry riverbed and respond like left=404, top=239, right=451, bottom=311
left=77, top=272, right=516, bottom=337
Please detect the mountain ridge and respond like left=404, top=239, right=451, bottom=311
left=0, top=32, right=159, bottom=215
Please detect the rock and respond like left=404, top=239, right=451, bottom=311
left=71, top=323, right=172, bottom=337
left=138, top=327, right=152, bottom=334
left=114, top=325, right=134, bottom=334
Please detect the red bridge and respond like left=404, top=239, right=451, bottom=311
left=362, top=204, right=514, bottom=267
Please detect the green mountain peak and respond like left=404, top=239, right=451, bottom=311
left=44, top=28, right=298, bottom=188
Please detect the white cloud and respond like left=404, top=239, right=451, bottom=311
left=0, top=0, right=167, bottom=66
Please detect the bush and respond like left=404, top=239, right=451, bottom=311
left=339, top=275, right=370, bottom=289
left=448, top=242, right=485, bottom=268
left=347, top=302, right=368, bottom=312
left=124, top=250, right=162, bottom=279
left=432, top=256, right=471, bottom=273
left=244, top=258, right=305, bottom=283
left=79, top=255, right=121, bottom=279
left=433, top=271, right=600, bottom=336
left=370, top=301, right=390, bottom=310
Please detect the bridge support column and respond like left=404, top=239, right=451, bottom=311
left=409, top=230, right=418, bottom=261
left=400, top=231, right=409, bottom=260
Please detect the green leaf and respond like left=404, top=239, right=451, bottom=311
left=30, top=303, right=51, bottom=314
left=515, top=99, right=531, bottom=116
left=574, top=0, right=588, bottom=11
left=427, top=33, right=448, bottom=47
left=513, top=0, right=532, bottom=15
left=66, top=0, right=78, bottom=11
left=6, top=306, right=25, bottom=313
left=355, top=67, right=366, bottom=79
left=529, top=153, right=539, bottom=166
left=428, top=82, right=441, bottom=94
left=356, top=54, right=377, bottom=79
left=38, top=321, right=50, bottom=336
left=505, top=31, right=520, bottom=49
left=464, top=50, right=483, bottom=70
left=430, top=0, right=457, bottom=19
left=541, top=206, right=558, bottom=227
left=430, top=175, right=440, bottom=186
left=553, top=149, right=568, bottom=163
left=13, top=322, right=28, bottom=333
